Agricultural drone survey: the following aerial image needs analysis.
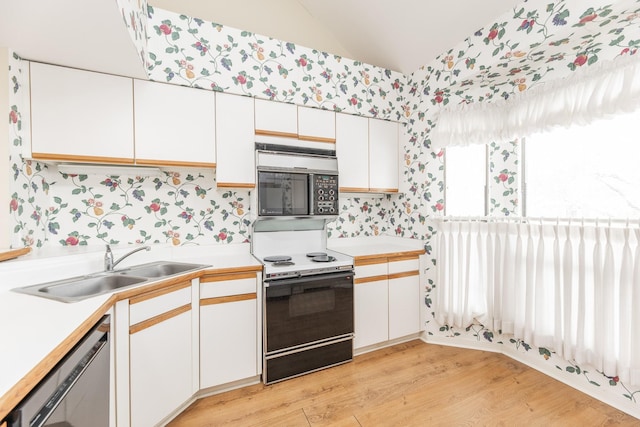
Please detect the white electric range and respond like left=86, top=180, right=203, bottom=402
left=251, top=219, right=355, bottom=384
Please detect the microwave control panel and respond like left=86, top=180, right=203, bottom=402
left=311, top=174, right=339, bottom=215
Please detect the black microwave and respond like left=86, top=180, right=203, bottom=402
left=256, top=149, right=339, bottom=218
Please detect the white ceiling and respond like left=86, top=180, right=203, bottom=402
left=151, top=0, right=525, bottom=74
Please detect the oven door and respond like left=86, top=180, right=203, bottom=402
left=264, top=271, right=354, bottom=353
left=257, top=170, right=309, bottom=216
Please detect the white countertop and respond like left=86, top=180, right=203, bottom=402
left=0, top=242, right=261, bottom=414
left=328, top=235, right=426, bottom=257
left=0, top=236, right=423, bottom=417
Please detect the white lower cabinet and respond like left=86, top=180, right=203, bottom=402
left=199, top=271, right=260, bottom=389
left=353, top=255, right=421, bottom=351
left=354, top=277, right=389, bottom=348
left=128, top=281, right=193, bottom=427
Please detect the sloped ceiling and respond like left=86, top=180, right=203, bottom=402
left=149, top=0, right=524, bottom=74
left=0, top=0, right=148, bottom=78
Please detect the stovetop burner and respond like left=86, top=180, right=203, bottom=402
left=264, top=255, right=292, bottom=263
left=310, top=255, right=336, bottom=263
left=306, top=252, right=327, bottom=257
left=272, top=261, right=295, bottom=266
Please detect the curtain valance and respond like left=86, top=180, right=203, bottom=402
left=431, top=54, right=640, bottom=148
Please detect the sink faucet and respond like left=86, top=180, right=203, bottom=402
left=104, top=244, right=151, bottom=271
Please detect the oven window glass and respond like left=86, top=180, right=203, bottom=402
left=265, top=273, right=354, bottom=352
left=258, top=171, right=309, bottom=216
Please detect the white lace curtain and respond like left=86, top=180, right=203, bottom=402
left=431, top=54, right=640, bottom=148
left=435, top=219, right=640, bottom=386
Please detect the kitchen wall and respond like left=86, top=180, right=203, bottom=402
left=401, top=0, right=640, bottom=413
left=1, top=47, right=8, bottom=247
left=5, top=0, right=640, bottom=414
left=7, top=4, right=408, bottom=249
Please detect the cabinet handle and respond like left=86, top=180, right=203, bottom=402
left=354, top=275, right=388, bottom=284
left=129, top=304, right=191, bottom=335
left=200, top=293, right=257, bottom=306
left=129, top=280, right=191, bottom=305
left=388, top=270, right=420, bottom=280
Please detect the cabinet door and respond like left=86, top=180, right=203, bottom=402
left=254, top=98, right=297, bottom=137
left=388, top=273, right=421, bottom=340
left=215, top=92, right=255, bottom=188
left=134, top=80, right=216, bottom=167
left=30, top=62, right=134, bottom=163
left=200, top=273, right=258, bottom=388
left=354, top=278, right=389, bottom=349
left=336, top=113, right=369, bottom=193
left=129, top=284, right=192, bottom=427
left=368, top=119, right=399, bottom=193
left=298, top=106, right=335, bottom=142
left=200, top=298, right=257, bottom=387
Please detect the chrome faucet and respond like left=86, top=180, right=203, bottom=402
left=104, top=244, right=150, bottom=271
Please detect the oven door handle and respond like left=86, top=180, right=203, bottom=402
left=264, top=271, right=353, bottom=287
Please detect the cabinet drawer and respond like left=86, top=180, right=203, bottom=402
left=355, top=262, right=387, bottom=279
left=129, top=283, right=191, bottom=325
left=200, top=273, right=257, bottom=298
left=388, top=257, right=419, bottom=275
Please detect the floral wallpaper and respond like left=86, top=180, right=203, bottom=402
left=402, top=0, right=640, bottom=416
left=9, top=55, right=252, bottom=248
left=5, top=0, right=640, bottom=414
left=117, top=0, right=151, bottom=71
left=145, top=6, right=408, bottom=122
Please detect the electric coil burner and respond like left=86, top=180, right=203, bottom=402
left=252, top=222, right=354, bottom=384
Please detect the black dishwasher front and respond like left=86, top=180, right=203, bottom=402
left=6, top=315, right=110, bottom=427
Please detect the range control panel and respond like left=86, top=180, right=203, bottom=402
left=311, top=174, right=339, bottom=215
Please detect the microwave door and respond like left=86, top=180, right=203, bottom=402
left=287, top=173, right=308, bottom=215
left=258, top=171, right=309, bottom=216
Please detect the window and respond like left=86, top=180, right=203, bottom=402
left=525, top=111, right=640, bottom=218
left=444, top=144, right=487, bottom=216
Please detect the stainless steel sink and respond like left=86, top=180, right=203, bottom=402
left=12, top=261, right=209, bottom=303
left=13, top=274, right=149, bottom=303
left=116, top=261, right=209, bottom=278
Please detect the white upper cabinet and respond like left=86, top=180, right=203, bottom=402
left=336, top=113, right=369, bottom=192
left=254, top=98, right=297, bottom=137
left=336, top=114, right=399, bottom=194
left=134, top=80, right=216, bottom=167
left=30, top=62, right=134, bottom=163
left=368, top=119, right=399, bottom=193
left=215, top=92, right=255, bottom=188
left=255, top=98, right=336, bottom=151
left=298, top=106, right=335, bottom=142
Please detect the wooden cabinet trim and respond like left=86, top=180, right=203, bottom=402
left=0, top=247, right=31, bottom=262
left=202, top=265, right=263, bottom=275
left=216, top=182, right=256, bottom=189
left=368, top=188, right=399, bottom=193
left=298, top=135, right=336, bottom=144
left=355, top=275, right=388, bottom=284
left=388, top=270, right=420, bottom=280
left=340, top=187, right=371, bottom=193
left=200, top=292, right=257, bottom=306
left=355, top=250, right=424, bottom=263
left=135, top=158, right=216, bottom=168
left=129, top=280, right=191, bottom=305
left=31, top=153, right=134, bottom=164
left=255, top=129, right=298, bottom=139
left=129, top=303, right=191, bottom=335
left=201, top=271, right=257, bottom=283
left=354, top=257, right=388, bottom=266
left=388, top=254, right=421, bottom=263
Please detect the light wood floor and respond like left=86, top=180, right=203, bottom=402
left=169, top=340, right=638, bottom=426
